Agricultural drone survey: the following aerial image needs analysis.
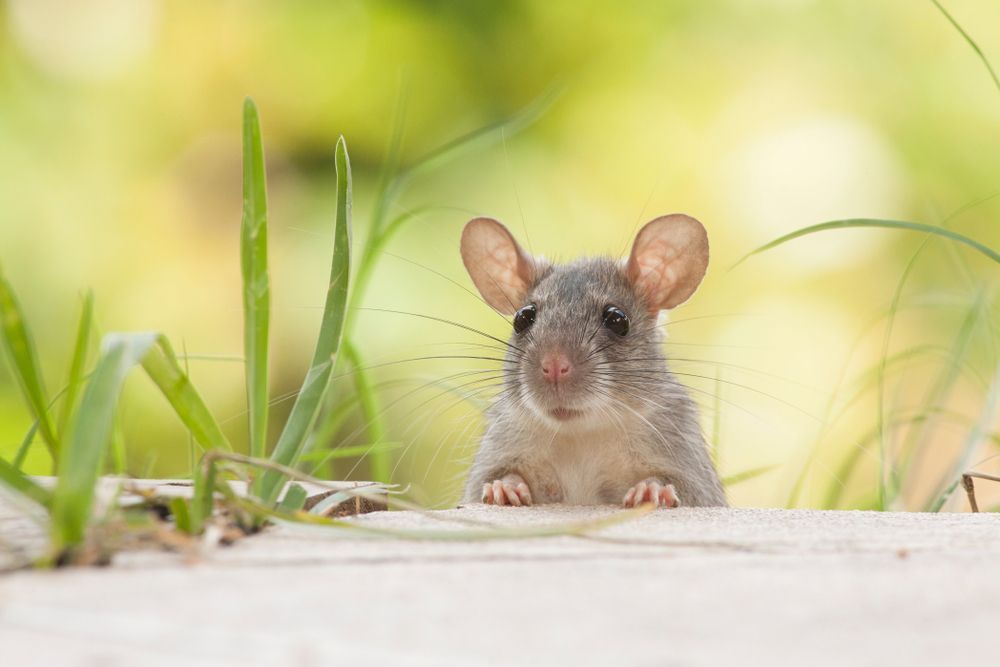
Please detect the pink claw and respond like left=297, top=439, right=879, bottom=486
left=482, top=474, right=532, bottom=506
left=623, top=479, right=680, bottom=509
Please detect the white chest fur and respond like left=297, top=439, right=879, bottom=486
left=540, top=428, right=639, bottom=504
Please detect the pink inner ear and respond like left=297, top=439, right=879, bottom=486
left=487, top=251, right=525, bottom=306
left=461, top=217, right=535, bottom=314
left=627, top=214, right=709, bottom=311
left=631, top=239, right=682, bottom=310
left=635, top=259, right=675, bottom=309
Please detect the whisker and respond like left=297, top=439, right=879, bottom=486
left=357, top=307, right=527, bottom=356
left=383, top=250, right=513, bottom=327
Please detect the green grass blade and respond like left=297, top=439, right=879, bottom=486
left=51, top=334, right=157, bottom=552
left=0, top=270, right=59, bottom=463
left=348, top=207, right=436, bottom=333
left=734, top=219, right=1000, bottom=268
left=278, top=482, right=308, bottom=513
left=301, top=441, right=402, bottom=464
left=12, top=420, right=39, bottom=470
left=170, top=497, right=192, bottom=534
left=258, top=136, right=353, bottom=505
left=110, top=412, right=127, bottom=476
left=13, top=381, right=83, bottom=470
left=343, top=340, right=389, bottom=482
left=875, top=238, right=932, bottom=509
left=348, top=86, right=560, bottom=328
left=0, top=456, right=52, bottom=507
left=140, top=336, right=232, bottom=452
left=890, top=294, right=982, bottom=505
left=303, top=391, right=361, bottom=460
left=930, top=0, right=1000, bottom=95
left=721, top=464, right=779, bottom=487
left=399, top=84, right=560, bottom=185
left=362, top=86, right=558, bottom=240
left=367, top=78, right=409, bottom=236
left=822, top=444, right=868, bottom=510
left=49, top=332, right=231, bottom=553
left=190, top=452, right=218, bottom=535
left=333, top=89, right=559, bottom=486
left=241, top=97, right=271, bottom=461
left=257, top=360, right=334, bottom=500
left=57, top=290, right=93, bottom=438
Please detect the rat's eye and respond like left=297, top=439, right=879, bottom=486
left=602, top=305, right=629, bottom=336
left=513, top=304, right=537, bottom=334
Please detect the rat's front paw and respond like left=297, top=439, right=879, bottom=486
left=482, top=473, right=533, bottom=506
left=623, top=478, right=680, bottom=508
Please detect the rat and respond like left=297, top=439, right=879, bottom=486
left=459, top=214, right=726, bottom=508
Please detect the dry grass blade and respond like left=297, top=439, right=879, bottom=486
left=962, top=471, right=1000, bottom=512
left=246, top=493, right=656, bottom=542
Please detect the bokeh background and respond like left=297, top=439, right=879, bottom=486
left=1, top=0, right=999, bottom=510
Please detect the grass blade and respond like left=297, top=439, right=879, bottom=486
left=367, top=78, right=409, bottom=237
left=874, top=239, right=932, bottom=509
left=925, top=366, right=1000, bottom=512
left=721, top=464, right=779, bottom=487
left=258, top=136, right=353, bottom=505
left=302, top=442, right=403, bottom=472
left=349, top=85, right=560, bottom=324
left=241, top=97, right=271, bottom=462
left=400, top=84, right=560, bottom=185
left=0, top=457, right=52, bottom=507
left=278, top=483, right=308, bottom=512
left=13, top=387, right=69, bottom=469
left=170, top=497, right=192, bottom=534
left=140, top=336, right=232, bottom=452
left=190, top=451, right=218, bottom=535
left=889, top=294, right=982, bottom=505
left=57, top=290, right=93, bottom=437
left=0, top=269, right=59, bottom=463
left=334, top=88, right=559, bottom=484
left=734, top=219, right=1000, bottom=268
left=12, top=421, right=39, bottom=470
left=930, top=0, right=1000, bottom=95
left=49, top=332, right=231, bottom=553
left=343, top=340, right=389, bottom=481
left=51, top=334, right=157, bottom=553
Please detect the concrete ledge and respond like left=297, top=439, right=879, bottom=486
left=1, top=505, right=998, bottom=665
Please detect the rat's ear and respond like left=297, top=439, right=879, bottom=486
left=626, top=214, right=709, bottom=312
left=461, top=217, right=539, bottom=315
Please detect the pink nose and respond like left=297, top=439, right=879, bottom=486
left=541, top=352, right=572, bottom=384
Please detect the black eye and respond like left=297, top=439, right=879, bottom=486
left=513, top=304, right=537, bottom=334
left=602, top=305, right=629, bottom=336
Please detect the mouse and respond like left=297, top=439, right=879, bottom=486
left=458, top=213, right=726, bottom=508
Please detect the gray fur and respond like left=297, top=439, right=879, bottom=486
left=462, top=257, right=727, bottom=507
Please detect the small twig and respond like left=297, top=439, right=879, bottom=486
left=962, top=470, right=1000, bottom=512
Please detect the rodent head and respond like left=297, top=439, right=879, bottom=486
left=460, top=214, right=709, bottom=431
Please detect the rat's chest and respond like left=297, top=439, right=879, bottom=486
left=527, top=433, right=640, bottom=504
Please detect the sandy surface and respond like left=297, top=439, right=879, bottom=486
left=1, top=503, right=998, bottom=666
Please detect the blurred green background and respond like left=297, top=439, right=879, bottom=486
left=1, top=0, right=999, bottom=510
